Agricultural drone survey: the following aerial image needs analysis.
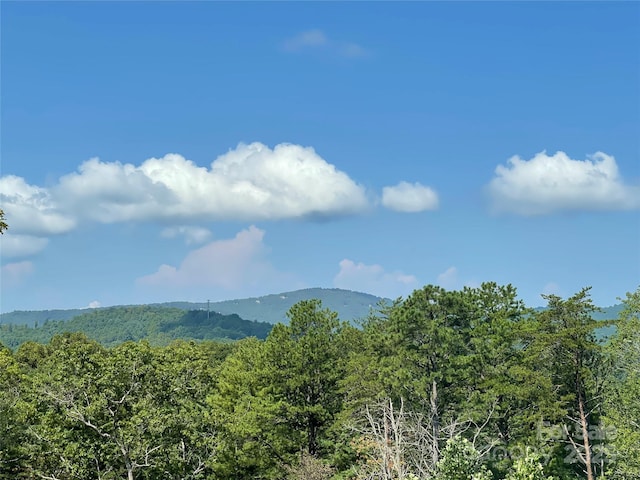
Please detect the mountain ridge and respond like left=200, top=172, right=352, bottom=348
left=0, top=288, right=388, bottom=327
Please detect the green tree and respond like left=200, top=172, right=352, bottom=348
left=211, top=300, right=349, bottom=478
left=22, top=335, right=224, bottom=479
left=603, top=287, right=640, bottom=480
left=0, top=344, right=33, bottom=478
left=210, top=337, right=283, bottom=478
left=347, top=284, right=531, bottom=473
left=528, top=288, right=607, bottom=480
left=266, top=299, right=348, bottom=457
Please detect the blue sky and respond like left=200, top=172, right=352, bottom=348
left=1, top=1, right=639, bottom=313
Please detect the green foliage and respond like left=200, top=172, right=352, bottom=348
left=0, top=305, right=272, bottom=349
left=1, top=287, right=634, bottom=479
left=525, top=288, right=607, bottom=480
left=603, top=287, right=640, bottom=480
left=8, top=333, right=229, bottom=479
left=210, top=300, right=350, bottom=478
left=505, top=449, right=556, bottom=480
left=435, top=436, right=493, bottom=480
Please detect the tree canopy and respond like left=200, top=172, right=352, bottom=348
left=0, top=284, right=636, bottom=480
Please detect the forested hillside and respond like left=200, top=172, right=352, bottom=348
left=0, top=306, right=272, bottom=349
left=1, top=283, right=638, bottom=480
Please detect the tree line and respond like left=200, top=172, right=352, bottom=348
left=1, top=283, right=638, bottom=480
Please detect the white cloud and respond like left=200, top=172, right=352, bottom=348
left=161, top=226, right=212, bottom=245
left=138, top=226, right=296, bottom=295
left=333, top=258, right=418, bottom=299
left=0, top=234, right=49, bottom=259
left=55, top=143, right=369, bottom=223
left=488, top=151, right=640, bottom=215
left=436, top=266, right=458, bottom=290
left=1, top=261, right=34, bottom=287
left=86, top=300, right=101, bottom=309
left=0, top=175, right=76, bottom=236
left=382, top=181, right=439, bottom=212
left=282, top=29, right=369, bottom=58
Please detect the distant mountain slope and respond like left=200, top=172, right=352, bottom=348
left=1, top=288, right=387, bottom=328
left=157, top=288, right=387, bottom=324
left=0, top=305, right=272, bottom=349
left=0, top=289, right=624, bottom=344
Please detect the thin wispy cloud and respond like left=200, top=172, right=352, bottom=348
left=138, top=226, right=301, bottom=299
left=282, top=29, right=328, bottom=52
left=282, top=29, right=370, bottom=58
left=1, top=261, right=34, bottom=287
left=333, top=258, right=418, bottom=299
left=436, top=266, right=458, bottom=290
left=161, top=226, right=212, bottom=245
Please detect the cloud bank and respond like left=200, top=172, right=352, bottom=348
left=0, top=143, right=370, bottom=251
left=0, top=142, right=438, bottom=261
left=56, top=143, right=370, bottom=223
left=488, top=151, right=640, bottom=215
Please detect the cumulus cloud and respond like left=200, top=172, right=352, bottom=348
left=138, top=226, right=295, bottom=295
left=86, top=300, right=101, bottom=309
left=488, top=151, right=640, bottom=215
left=1, top=261, right=34, bottom=287
left=161, top=226, right=212, bottom=245
left=55, top=143, right=369, bottom=223
left=282, top=29, right=369, bottom=58
left=0, top=142, right=371, bottom=260
left=436, top=266, right=458, bottom=290
left=382, top=181, right=439, bottom=212
left=0, top=234, right=49, bottom=259
left=333, top=258, right=418, bottom=299
left=0, top=175, right=76, bottom=236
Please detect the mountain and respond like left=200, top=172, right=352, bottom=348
left=0, top=288, right=387, bottom=328
left=0, top=289, right=624, bottom=349
left=156, top=288, right=386, bottom=324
